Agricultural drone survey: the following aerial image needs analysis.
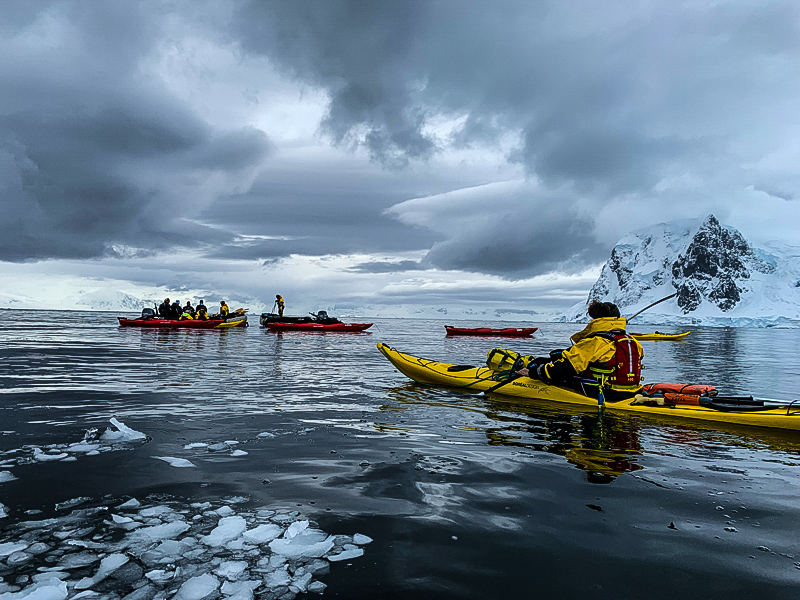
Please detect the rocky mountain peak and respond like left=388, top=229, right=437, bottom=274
left=566, top=215, right=796, bottom=325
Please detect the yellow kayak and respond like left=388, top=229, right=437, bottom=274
left=630, top=331, right=690, bottom=341
left=377, top=343, right=800, bottom=432
left=215, top=315, right=248, bottom=328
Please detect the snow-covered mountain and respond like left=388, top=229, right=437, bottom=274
left=562, top=215, right=800, bottom=327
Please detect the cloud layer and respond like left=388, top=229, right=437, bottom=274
left=1, top=1, right=799, bottom=311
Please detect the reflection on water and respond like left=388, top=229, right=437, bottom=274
left=388, top=384, right=644, bottom=482
left=4, top=311, right=800, bottom=598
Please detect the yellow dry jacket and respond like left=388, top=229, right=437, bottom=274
left=562, top=316, right=643, bottom=379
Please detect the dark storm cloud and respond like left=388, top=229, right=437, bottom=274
left=231, top=0, right=799, bottom=186
left=199, top=162, right=442, bottom=258
left=226, top=0, right=799, bottom=275
left=0, top=1, right=271, bottom=262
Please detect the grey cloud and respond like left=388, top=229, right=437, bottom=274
left=347, top=260, right=426, bottom=274
left=230, top=0, right=800, bottom=195
left=0, top=1, right=271, bottom=262
left=199, top=164, right=442, bottom=258
left=423, top=210, right=605, bottom=278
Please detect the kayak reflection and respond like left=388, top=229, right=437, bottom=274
left=386, top=384, right=643, bottom=483
left=483, top=399, right=643, bottom=483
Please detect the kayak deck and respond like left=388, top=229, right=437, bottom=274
left=377, top=343, right=800, bottom=432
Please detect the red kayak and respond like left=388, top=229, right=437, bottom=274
left=266, top=322, right=372, bottom=332
left=445, top=326, right=538, bottom=337
left=118, top=316, right=248, bottom=328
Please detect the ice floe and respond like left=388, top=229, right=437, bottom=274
left=0, top=495, right=367, bottom=600
left=152, top=456, right=196, bottom=468
left=0, top=419, right=149, bottom=476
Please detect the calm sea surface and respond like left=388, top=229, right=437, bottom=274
left=2, top=309, right=800, bottom=599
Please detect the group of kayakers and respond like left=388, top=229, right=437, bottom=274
left=158, top=298, right=230, bottom=321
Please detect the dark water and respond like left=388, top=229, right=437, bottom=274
left=2, top=310, right=800, bottom=599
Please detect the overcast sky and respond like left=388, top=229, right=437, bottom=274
left=1, top=0, right=798, bottom=315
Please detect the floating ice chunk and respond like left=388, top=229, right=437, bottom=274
left=328, top=547, right=364, bottom=562
left=0, top=541, right=29, bottom=556
left=353, top=533, right=373, bottom=545
left=118, top=498, right=141, bottom=509
left=215, top=561, right=248, bottom=581
left=201, top=516, right=247, bottom=547
left=230, top=450, right=248, bottom=457
left=285, top=520, right=309, bottom=539
left=140, top=506, right=172, bottom=517
left=74, top=553, right=129, bottom=589
left=307, top=580, right=326, bottom=594
left=0, top=470, right=17, bottom=483
left=184, top=443, right=209, bottom=449
left=66, top=443, right=101, bottom=453
left=65, top=539, right=104, bottom=550
left=4, top=577, right=68, bottom=600
left=145, top=570, right=175, bottom=585
left=71, top=591, right=101, bottom=600
left=263, top=567, right=291, bottom=588
left=112, top=514, right=134, bottom=524
left=131, top=521, right=190, bottom=542
left=55, top=497, right=92, bottom=511
left=242, top=524, right=282, bottom=544
left=152, top=456, right=196, bottom=468
left=269, top=529, right=334, bottom=558
left=289, top=572, right=312, bottom=594
left=0, top=502, right=7, bottom=518
left=7, top=551, right=32, bottom=566
left=256, top=432, right=275, bottom=438
left=102, top=418, right=147, bottom=442
left=33, top=448, right=69, bottom=462
left=57, top=551, right=100, bottom=569
left=224, top=441, right=239, bottom=446
left=173, top=573, right=220, bottom=600
left=27, top=543, right=50, bottom=555
left=220, top=580, right=260, bottom=600
left=216, top=506, right=234, bottom=517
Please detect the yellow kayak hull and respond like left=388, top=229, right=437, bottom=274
left=630, top=331, right=690, bottom=341
left=377, top=343, right=800, bottom=432
left=215, top=316, right=248, bottom=328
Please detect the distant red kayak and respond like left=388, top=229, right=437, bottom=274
left=445, top=326, right=538, bottom=337
left=118, top=315, right=248, bottom=328
left=266, top=322, right=373, bottom=332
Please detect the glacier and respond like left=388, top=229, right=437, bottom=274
left=561, top=215, right=800, bottom=327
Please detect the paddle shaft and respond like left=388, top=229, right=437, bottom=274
left=483, top=374, right=522, bottom=395
left=627, top=293, right=678, bottom=322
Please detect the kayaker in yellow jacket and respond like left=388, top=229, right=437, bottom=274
left=517, top=300, right=644, bottom=399
left=220, top=301, right=229, bottom=318
left=179, top=310, right=194, bottom=321
left=275, top=295, right=285, bottom=317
